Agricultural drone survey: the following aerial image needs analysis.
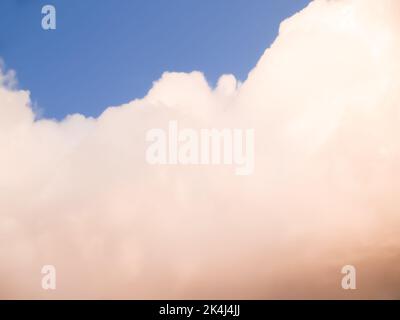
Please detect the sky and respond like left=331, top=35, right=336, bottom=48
left=0, top=0, right=310, bottom=119
left=1, top=0, right=400, bottom=299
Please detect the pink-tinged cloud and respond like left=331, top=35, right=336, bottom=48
left=1, top=0, right=400, bottom=299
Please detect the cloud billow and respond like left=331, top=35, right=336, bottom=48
left=1, top=0, right=400, bottom=299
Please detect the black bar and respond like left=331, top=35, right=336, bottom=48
left=1, top=300, right=398, bottom=318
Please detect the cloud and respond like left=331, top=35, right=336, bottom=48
left=1, top=0, right=400, bottom=299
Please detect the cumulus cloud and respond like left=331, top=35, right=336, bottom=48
left=1, top=0, right=400, bottom=299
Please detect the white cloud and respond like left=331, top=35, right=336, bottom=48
left=1, top=0, right=400, bottom=299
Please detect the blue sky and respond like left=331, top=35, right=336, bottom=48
left=0, top=0, right=310, bottom=120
